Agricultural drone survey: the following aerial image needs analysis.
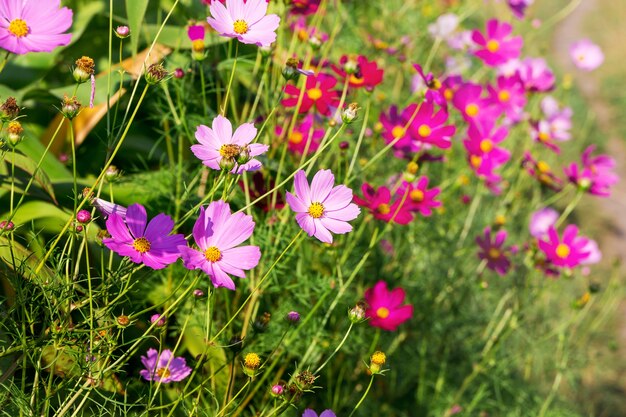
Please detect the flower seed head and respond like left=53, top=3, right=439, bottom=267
left=145, top=63, right=168, bottom=85
left=73, top=56, right=95, bottom=83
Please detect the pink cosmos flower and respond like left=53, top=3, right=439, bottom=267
left=476, top=227, right=511, bottom=276
left=538, top=224, right=590, bottom=268
left=380, top=104, right=419, bottom=156
left=532, top=96, right=572, bottom=152
left=191, top=115, right=269, bottom=174
left=486, top=75, right=526, bottom=124
left=290, top=15, right=328, bottom=43
left=207, top=0, right=280, bottom=47
left=179, top=201, right=261, bottom=290
left=188, top=25, right=205, bottom=43
left=364, top=280, right=414, bottom=331
left=463, top=118, right=510, bottom=180
left=529, top=207, right=559, bottom=238
left=0, top=0, right=73, bottom=55
left=92, top=198, right=127, bottom=219
left=302, top=410, right=335, bottom=417
left=517, top=57, right=555, bottom=92
left=286, top=169, right=360, bottom=244
left=564, top=145, right=619, bottom=197
left=472, top=19, right=523, bottom=67
left=282, top=73, right=340, bottom=116
left=397, top=177, right=442, bottom=217
left=580, top=239, right=602, bottom=265
left=427, top=13, right=459, bottom=40
left=103, top=204, right=186, bottom=270
left=409, top=101, right=456, bottom=150
left=452, top=82, right=496, bottom=123
left=353, top=183, right=413, bottom=225
left=276, top=114, right=324, bottom=155
left=507, top=0, right=534, bottom=19
left=332, top=55, right=384, bottom=90
left=412, top=64, right=446, bottom=107
left=289, top=0, right=320, bottom=15
left=569, top=39, right=604, bottom=71
left=139, top=348, right=192, bottom=383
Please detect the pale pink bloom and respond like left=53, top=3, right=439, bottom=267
left=207, top=0, right=280, bottom=47
left=529, top=207, right=558, bottom=238
left=569, top=39, right=604, bottom=71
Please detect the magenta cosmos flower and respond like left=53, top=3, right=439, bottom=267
left=409, top=101, right=456, bottom=150
left=0, top=0, right=73, bottom=55
left=569, top=39, right=604, bottom=71
left=364, top=280, right=413, bottom=331
left=179, top=200, right=261, bottom=290
left=139, top=348, right=192, bottom=383
left=507, top=0, right=534, bottom=19
left=517, top=57, right=555, bottom=92
left=564, top=145, right=618, bottom=197
left=207, top=0, right=280, bottom=47
left=276, top=114, right=324, bottom=155
left=103, top=204, right=186, bottom=270
left=463, top=118, right=510, bottom=181
left=380, top=104, right=419, bottom=156
left=353, top=183, right=413, bottom=225
left=191, top=115, right=268, bottom=174
left=538, top=224, right=590, bottom=268
left=282, top=73, right=340, bottom=116
left=302, top=410, right=335, bottom=417
left=332, top=55, right=384, bottom=90
left=452, top=82, right=496, bottom=124
left=286, top=169, right=360, bottom=244
left=397, top=177, right=442, bottom=217
left=476, top=227, right=511, bottom=276
left=472, top=19, right=522, bottom=67
left=486, top=75, right=526, bottom=124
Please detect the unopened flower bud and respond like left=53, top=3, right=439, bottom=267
left=61, top=95, right=81, bottom=120
left=115, top=26, right=130, bottom=39
left=193, top=288, right=205, bottom=298
left=339, top=141, right=349, bottom=150
left=145, top=63, right=168, bottom=85
left=253, top=312, right=271, bottom=333
left=407, top=161, right=419, bottom=175
left=578, top=178, right=591, bottom=191
left=294, top=370, right=316, bottom=390
left=116, top=315, right=130, bottom=327
left=76, top=210, right=91, bottom=224
left=75, top=224, right=84, bottom=233
left=348, top=301, right=367, bottom=323
left=271, top=384, right=284, bottom=397
left=150, top=314, right=167, bottom=327
left=174, top=68, right=185, bottom=79
left=0, top=96, right=19, bottom=121
left=242, top=352, right=261, bottom=377
left=0, top=220, right=14, bottom=231
left=236, top=146, right=251, bottom=165
left=6, top=120, right=23, bottom=146
left=73, top=56, right=95, bottom=84
left=369, top=351, right=386, bottom=374
left=341, top=103, right=360, bottom=124
left=105, top=165, right=119, bottom=182
left=285, top=311, right=300, bottom=325
left=219, top=157, right=236, bottom=172
left=282, top=58, right=313, bottom=81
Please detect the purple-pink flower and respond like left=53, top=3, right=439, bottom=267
left=139, top=348, right=192, bottom=383
left=538, top=224, right=590, bottom=268
left=191, top=115, right=268, bottom=174
left=507, top=0, right=534, bottom=19
left=286, top=169, right=360, bottom=243
left=564, top=145, right=619, bottom=197
left=179, top=200, right=261, bottom=290
left=569, top=39, right=604, bottom=71
left=529, top=207, right=559, bottom=238
left=207, top=0, right=280, bottom=47
left=353, top=183, right=413, bottom=225
left=103, top=204, right=186, bottom=270
left=476, top=227, right=511, bottom=276
left=397, top=177, right=442, bottom=217
left=472, top=19, right=523, bottom=67
left=364, top=280, right=414, bottom=331
left=0, top=0, right=73, bottom=55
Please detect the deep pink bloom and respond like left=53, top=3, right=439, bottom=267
left=0, top=0, right=72, bottom=55
left=538, top=224, right=590, bottom=268
left=570, top=39, right=604, bottom=71
left=463, top=118, right=510, bottom=180
left=139, top=348, right=192, bottom=383
left=409, top=101, right=456, bottom=150
left=397, top=177, right=442, bottom=217
left=452, top=82, right=496, bottom=123
left=289, top=0, right=320, bottom=15
left=302, top=410, right=335, bottom=417
left=529, top=207, right=559, bottom=238
left=353, top=183, right=413, bottom=225
left=191, top=115, right=268, bottom=174
left=332, top=55, right=384, bottom=89
left=276, top=114, right=324, bottom=155
left=187, top=25, right=205, bottom=41
left=564, top=145, right=619, bottom=197
left=286, top=169, right=360, bottom=243
left=380, top=104, right=419, bottom=156
left=472, top=19, right=523, bottom=67
left=517, top=57, right=555, bottom=92
left=282, top=73, right=340, bottom=116
left=412, top=64, right=446, bottom=106
left=364, top=281, right=414, bottom=331
left=486, top=75, right=526, bottom=123
left=179, top=201, right=260, bottom=290
left=103, top=204, right=186, bottom=270
left=290, top=15, right=328, bottom=43
left=476, top=227, right=511, bottom=276
left=207, top=0, right=280, bottom=47
left=507, top=0, right=534, bottom=19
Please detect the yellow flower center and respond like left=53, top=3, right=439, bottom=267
left=410, top=189, right=424, bottom=202
left=376, top=307, right=390, bottom=319
left=480, top=139, right=493, bottom=153
left=488, top=248, right=501, bottom=259
left=191, top=39, right=205, bottom=52
left=132, top=237, right=151, bottom=253
left=219, top=144, right=241, bottom=159
left=486, top=39, right=500, bottom=53
left=349, top=74, right=365, bottom=85
left=465, top=104, right=479, bottom=117
left=407, top=161, right=419, bottom=174
left=470, top=155, right=482, bottom=168
left=498, top=90, right=511, bottom=102
left=391, top=125, right=405, bottom=138
left=308, top=202, right=325, bottom=218
left=297, top=29, right=309, bottom=41
left=538, top=131, right=550, bottom=142
left=289, top=131, right=304, bottom=144
left=8, top=19, right=29, bottom=38
left=537, top=161, right=551, bottom=173
left=377, top=203, right=391, bottom=215
left=370, top=351, right=386, bottom=365
left=444, top=88, right=454, bottom=100
left=244, top=353, right=261, bottom=369
left=307, top=87, right=323, bottom=101
left=204, top=246, right=222, bottom=262
left=156, top=367, right=171, bottom=378
left=418, top=124, right=432, bottom=137
left=429, top=78, right=442, bottom=90
left=555, top=243, right=570, bottom=259
left=233, top=20, right=248, bottom=34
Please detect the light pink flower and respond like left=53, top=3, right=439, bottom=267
left=0, top=0, right=73, bottom=55
left=207, top=0, right=280, bottom=47
left=529, top=207, right=558, bottom=238
left=286, top=169, right=360, bottom=243
left=569, top=39, right=604, bottom=71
